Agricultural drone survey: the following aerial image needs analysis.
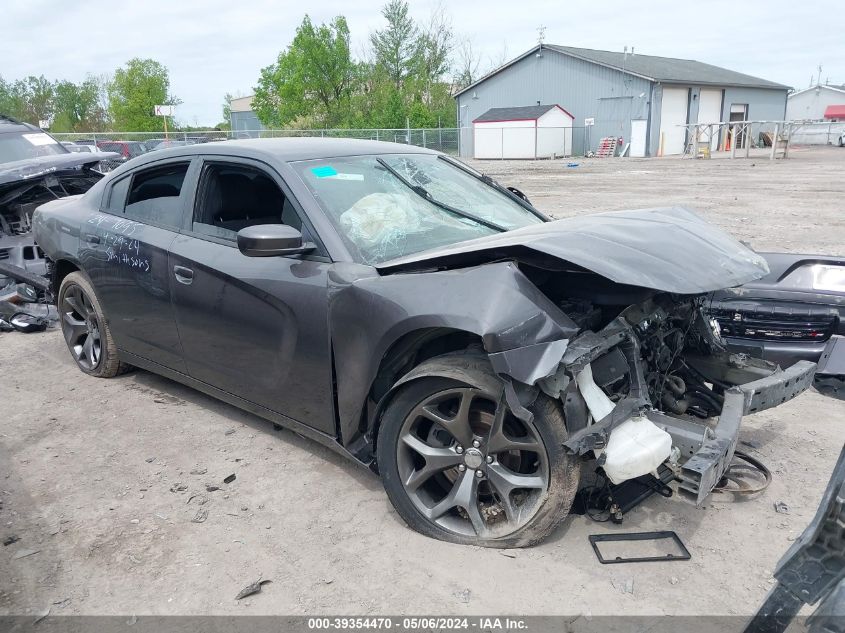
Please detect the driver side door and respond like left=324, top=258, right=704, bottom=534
left=168, top=157, right=336, bottom=433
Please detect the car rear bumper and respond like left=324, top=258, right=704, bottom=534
left=657, top=360, right=817, bottom=504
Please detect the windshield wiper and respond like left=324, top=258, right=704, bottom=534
left=375, top=157, right=506, bottom=233
left=436, top=154, right=548, bottom=221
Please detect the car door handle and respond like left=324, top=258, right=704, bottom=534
left=173, top=265, right=194, bottom=285
left=84, top=234, right=100, bottom=245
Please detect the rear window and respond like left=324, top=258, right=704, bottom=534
left=122, top=162, right=190, bottom=227
left=97, top=142, right=126, bottom=156
left=0, top=131, right=68, bottom=162
left=127, top=143, right=146, bottom=158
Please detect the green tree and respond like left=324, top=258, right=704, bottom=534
left=0, top=76, right=23, bottom=119
left=9, top=76, right=55, bottom=124
left=370, top=0, right=417, bottom=90
left=52, top=77, right=108, bottom=132
left=253, top=15, right=356, bottom=128
left=222, top=92, right=233, bottom=128
left=108, top=58, right=179, bottom=131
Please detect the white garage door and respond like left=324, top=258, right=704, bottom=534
left=697, top=89, right=722, bottom=150
left=659, top=88, right=689, bottom=155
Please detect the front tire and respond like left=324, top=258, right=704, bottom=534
left=376, top=354, right=580, bottom=547
left=58, top=271, right=130, bottom=378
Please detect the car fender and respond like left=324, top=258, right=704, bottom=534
left=328, top=260, right=579, bottom=453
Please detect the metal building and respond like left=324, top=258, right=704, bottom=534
left=454, top=45, right=789, bottom=157
left=787, top=84, right=845, bottom=121
left=229, top=95, right=265, bottom=137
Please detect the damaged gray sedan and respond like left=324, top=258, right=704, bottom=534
left=32, top=138, right=816, bottom=547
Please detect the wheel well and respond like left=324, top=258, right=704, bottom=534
left=365, top=327, right=484, bottom=452
left=51, top=259, right=79, bottom=297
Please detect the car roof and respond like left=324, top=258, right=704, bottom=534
left=128, top=137, right=438, bottom=166
left=0, top=115, right=42, bottom=135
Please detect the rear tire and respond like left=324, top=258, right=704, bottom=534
left=58, top=271, right=131, bottom=378
left=376, top=354, right=580, bottom=547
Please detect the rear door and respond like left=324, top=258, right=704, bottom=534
left=168, top=157, right=335, bottom=432
left=79, top=158, right=198, bottom=372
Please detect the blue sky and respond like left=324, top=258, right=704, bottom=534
left=2, top=0, right=842, bottom=126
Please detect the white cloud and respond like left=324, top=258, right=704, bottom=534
left=1, top=0, right=842, bottom=126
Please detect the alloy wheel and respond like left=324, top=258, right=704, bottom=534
left=396, top=387, right=549, bottom=538
left=60, top=284, right=102, bottom=371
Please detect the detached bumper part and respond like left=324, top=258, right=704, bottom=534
left=673, top=360, right=816, bottom=504
left=675, top=389, right=743, bottom=504
left=745, top=445, right=845, bottom=633
left=740, top=359, right=817, bottom=414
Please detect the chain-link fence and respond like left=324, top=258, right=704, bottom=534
left=51, top=125, right=623, bottom=170
left=788, top=121, right=845, bottom=146
left=51, top=128, right=461, bottom=173
left=51, top=120, right=845, bottom=174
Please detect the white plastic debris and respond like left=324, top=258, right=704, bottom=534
left=575, top=363, right=615, bottom=422
left=602, top=415, right=673, bottom=484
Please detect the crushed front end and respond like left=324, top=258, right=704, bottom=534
left=496, top=289, right=816, bottom=505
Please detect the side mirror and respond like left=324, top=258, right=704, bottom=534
left=237, top=224, right=315, bottom=257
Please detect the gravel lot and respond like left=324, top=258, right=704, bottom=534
left=1, top=146, right=844, bottom=618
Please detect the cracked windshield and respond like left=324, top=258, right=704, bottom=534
left=293, top=154, right=544, bottom=264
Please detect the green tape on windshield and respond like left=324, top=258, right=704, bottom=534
left=311, top=166, right=338, bottom=178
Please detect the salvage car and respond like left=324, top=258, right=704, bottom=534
left=710, top=252, right=845, bottom=392
left=32, top=138, right=817, bottom=547
left=0, top=116, right=116, bottom=286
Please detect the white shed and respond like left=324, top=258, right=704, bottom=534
left=473, top=105, right=574, bottom=159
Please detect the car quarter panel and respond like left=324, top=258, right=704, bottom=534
left=327, top=260, right=580, bottom=448
left=31, top=196, right=84, bottom=270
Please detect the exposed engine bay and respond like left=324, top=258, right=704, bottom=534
left=0, top=166, right=103, bottom=286
left=558, top=294, right=728, bottom=419
left=506, top=266, right=818, bottom=505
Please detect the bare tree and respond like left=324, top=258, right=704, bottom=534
left=486, top=41, right=510, bottom=74
left=453, top=38, right=482, bottom=91
left=414, top=1, right=455, bottom=104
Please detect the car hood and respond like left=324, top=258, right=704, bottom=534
left=376, top=206, right=770, bottom=294
left=0, top=153, right=117, bottom=188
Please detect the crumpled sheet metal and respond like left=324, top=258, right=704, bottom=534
left=488, top=339, right=569, bottom=386
left=0, top=153, right=118, bottom=187
left=377, top=207, right=770, bottom=294
left=328, top=260, right=580, bottom=445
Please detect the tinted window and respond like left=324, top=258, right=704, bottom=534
left=106, top=176, right=131, bottom=213
left=193, top=162, right=302, bottom=241
left=124, top=162, right=189, bottom=227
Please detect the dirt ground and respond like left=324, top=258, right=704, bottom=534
left=1, top=146, right=844, bottom=618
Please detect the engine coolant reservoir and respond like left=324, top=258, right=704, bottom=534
left=601, top=415, right=673, bottom=484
